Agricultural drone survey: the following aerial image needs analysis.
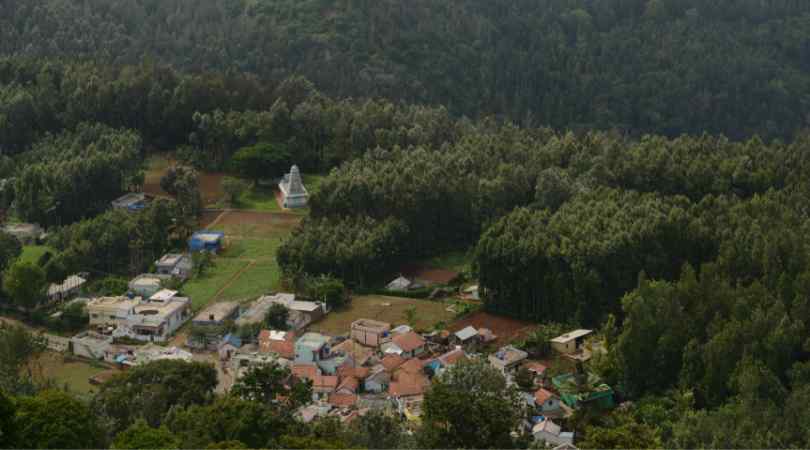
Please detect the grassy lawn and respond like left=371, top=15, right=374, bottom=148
left=234, top=185, right=281, bottom=212
left=215, top=261, right=282, bottom=303
left=19, top=245, right=54, bottom=265
left=182, top=258, right=251, bottom=311
left=308, top=295, right=459, bottom=335
left=32, top=352, right=110, bottom=396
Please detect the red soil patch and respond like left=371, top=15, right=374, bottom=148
left=400, top=264, right=459, bottom=285
left=448, top=311, right=535, bottom=347
left=199, top=172, right=226, bottom=205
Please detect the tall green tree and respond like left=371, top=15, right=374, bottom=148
left=14, top=390, right=103, bottom=449
left=419, top=358, right=525, bottom=449
left=3, top=261, right=46, bottom=310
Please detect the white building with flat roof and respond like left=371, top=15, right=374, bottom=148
left=87, top=295, right=190, bottom=343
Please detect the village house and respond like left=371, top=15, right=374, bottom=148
left=534, top=388, right=562, bottom=414
left=2, top=222, right=44, bottom=244
left=364, top=366, right=391, bottom=393
left=532, top=418, right=574, bottom=447
left=267, top=293, right=326, bottom=329
left=488, top=345, right=529, bottom=375
left=188, top=231, right=225, bottom=253
left=125, top=291, right=190, bottom=342
left=453, top=325, right=481, bottom=350
left=155, top=253, right=193, bottom=279
left=111, top=192, right=149, bottom=212
left=87, top=296, right=140, bottom=329
left=87, top=291, right=191, bottom=343
left=350, top=319, right=391, bottom=347
left=386, top=331, right=426, bottom=358
left=258, top=329, right=296, bottom=359
left=128, top=274, right=170, bottom=298
left=70, top=331, right=114, bottom=360
left=47, top=274, right=86, bottom=302
left=218, top=333, right=242, bottom=360
left=294, top=332, right=331, bottom=364
left=388, top=370, right=430, bottom=417
left=331, top=339, right=374, bottom=367
left=425, top=347, right=467, bottom=377
left=550, top=329, right=593, bottom=360
left=386, top=276, right=414, bottom=292
left=192, top=301, right=240, bottom=327
left=278, top=165, right=309, bottom=208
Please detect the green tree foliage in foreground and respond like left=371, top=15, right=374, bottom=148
left=419, top=358, right=525, bottom=449
left=92, top=360, right=218, bottom=434
left=111, top=420, right=180, bottom=450
left=14, top=390, right=103, bottom=449
left=231, top=142, right=291, bottom=183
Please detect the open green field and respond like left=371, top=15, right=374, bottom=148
left=182, top=258, right=251, bottom=310
left=183, top=210, right=298, bottom=311
left=19, top=245, right=54, bottom=265
left=33, top=352, right=110, bottom=396
left=234, top=185, right=282, bottom=211
left=307, top=295, right=459, bottom=335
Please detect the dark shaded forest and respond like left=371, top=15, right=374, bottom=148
left=3, top=0, right=810, bottom=139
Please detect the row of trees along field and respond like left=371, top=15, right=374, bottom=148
left=4, top=0, right=810, bottom=140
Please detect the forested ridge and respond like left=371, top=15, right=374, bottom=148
left=2, top=1, right=810, bottom=448
left=4, top=0, right=810, bottom=139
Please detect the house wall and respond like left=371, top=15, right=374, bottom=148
left=551, top=340, right=576, bottom=354
left=539, top=398, right=561, bottom=413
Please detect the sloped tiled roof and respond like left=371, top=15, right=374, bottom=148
left=535, top=388, right=557, bottom=404
left=398, top=358, right=425, bottom=374
left=292, top=363, right=319, bottom=380
left=313, top=375, right=339, bottom=391
left=438, top=348, right=467, bottom=366
left=337, top=365, right=370, bottom=380
left=392, top=332, right=425, bottom=353
left=382, top=354, right=406, bottom=371
left=328, top=392, right=358, bottom=408
left=337, top=376, right=359, bottom=393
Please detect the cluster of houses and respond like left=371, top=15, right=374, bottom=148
left=189, top=309, right=612, bottom=448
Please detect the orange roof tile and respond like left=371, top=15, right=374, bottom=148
left=438, top=348, right=467, bottom=366
left=389, top=378, right=427, bottom=397
left=524, top=361, right=548, bottom=374
left=534, top=388, right=557, bottom=404
left=313, top=375, right=339, bottom=391
left=328, top=393, right=358, bottom=408
left=337, top=376, right=359, bottom=393
left=382, top=354, right=406, bottom=371
left=292, top=363, right=319, bottom=381
left=399, top=358, right=425, bottom=374
left=392, top=332, right=425, bottom=353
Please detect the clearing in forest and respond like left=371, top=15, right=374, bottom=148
left=307, top=295, right=460, bottom=336
left=448, top=310, right=535, bottom=347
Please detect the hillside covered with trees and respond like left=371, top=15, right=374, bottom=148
left=2, top=1, right=810, bottom=449
left=3, top=0, right=810, bottom=139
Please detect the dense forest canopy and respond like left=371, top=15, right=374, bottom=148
left=3, top=1, right=810, bottom=448
left=3, top=0, right=810, bottom=139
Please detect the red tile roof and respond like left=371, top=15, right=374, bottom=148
left=389, top=377, right=428, bottom=397
left=337, top=376, right=359, bottom=393
left=438, top=348, right=467, bottom=366
left=292, top=363, right=319, bottom=380
left=313, top=375, right=339, bottom=391
left=337, top=365, right=371, bottom=380
left=392, top=332, right=425, bottom=353
left=328, top=393, right=358, bottom=408
left=399, top=358, right=425, bottom=374
left=382, top=354, right=406, bottom=371
left=259, top=330, right=296, bottom=359
left=534, top=388, right=557, bottom=404
left=524, top=361, right=548, bottom=374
